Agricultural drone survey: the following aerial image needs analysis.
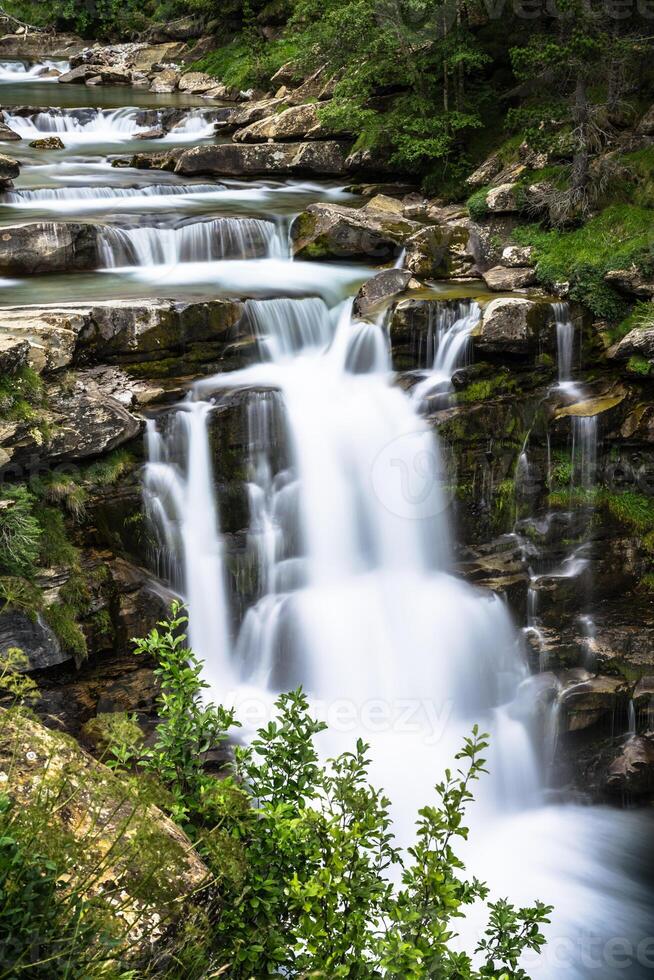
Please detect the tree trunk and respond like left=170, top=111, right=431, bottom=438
left=571, top=73, right=590, bottom=195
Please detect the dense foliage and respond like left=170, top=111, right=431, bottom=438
left=91, top=605, right=552, bottom=978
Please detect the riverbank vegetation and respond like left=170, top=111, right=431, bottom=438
left=0, top=605, right=552, bottom=977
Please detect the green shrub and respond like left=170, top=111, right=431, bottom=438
left=0, top=487, right=42, bottom=578
left=43, top=604, right=87, bottom=661
left=466, top=187, right=490, bottom=220
left=104, top=607, right=553, bottom=979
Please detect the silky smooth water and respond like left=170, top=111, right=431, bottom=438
left=1, top=83, right=651, bottom=978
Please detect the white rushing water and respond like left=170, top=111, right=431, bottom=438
left=411, top=299, right=480, bottom=408
left=4, top=107, right=216, bottom=144
left=144, top=294, right=653, bottom=978
left=0, top=59, right=68, bottom=81
left=99, top=216, right=286, bottom=266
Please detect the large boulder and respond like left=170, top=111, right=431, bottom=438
left=485, top=182, right=525, bottom=214
left=233, top=102, right=348, bottom=142
left=0, top=707, right=209, bottom=956
left=74, top=298, right=245, bottom=363
left=0, top=368, right=142, bottom=472
left=178, top=71, right=215, bottom=94
left=405, top=224, right=473, bottom=279
left=475, top=297, right=551, bottom=354
left=174, top=141, right=349, bottom=178
left=0, top=223, right=100, bottom=275
left=212, top=98, right=285, bottom=133
left=0, top=611, right=64, bottom=669
left=0, top=308, right=86, bottom=372
left=353, top=269, right=412, bottom=318
left=560, top=675, right=627, bottom=732
left=609, top=325, right=654, bottom=363
left=0, top=153, right=19, bottom=187
left=605, top=736, right=654, bottom=797
left=604, top=267, right=654, bottom=299
left=149, top=67, right=179, bottom=93
left=292, top=200, right=421, bottom=260
left=482, top=265, right=536, bottom=291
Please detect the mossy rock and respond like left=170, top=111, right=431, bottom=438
left=0, top=707, right=210, bottom=957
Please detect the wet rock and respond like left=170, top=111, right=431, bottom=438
left=475, top=297, right=551, bottom=354
left=405, top=224, right=473, bottom=279
left=149, top=67, right=179, bottom=93
left=0, top=611, right=64, bottom=670
left=0, top=223, right=99, bottom=275
left=560, top=674, right=626, bottom=732
left=353, top=269, right=412, bottom=317
left=57, top=64, right=98, bottom=84
left=28, top=136, right=65, bottom=150
left=482, top=265, right=536, bottom=290
left=292, top=200, right=420, bottom=260
left=132, top=42, right=189, bottom=73
left=174, top=141, right=349, bottom=178
left=134, top=126, right=165, bottom=140
left=0, top=708, right=209, bottom=955
left=485, top=182, right=524, bottom=213
left=178, top=71, right=215, bottom=94
left=203, top=82, right=242, bottom=101
left=605, top=736, right=654, bottom=797
left=0, top=153, right=19, bottom=183
left=74, top=298, right=245, bottom=364
left=0, top=121, right=20, bottom=140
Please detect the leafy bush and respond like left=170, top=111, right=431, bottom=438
left=105, top=607, right=553, bottom=978
left=0, top=487, right=41, bottom=578
left=467, top=187, right=490, bottom=221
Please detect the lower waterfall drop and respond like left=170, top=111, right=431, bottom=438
left=144, top=292, right=653, bottom=980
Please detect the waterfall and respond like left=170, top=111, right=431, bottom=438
left=0, top=59, right=68, bottom=81
left=2, top=183, right=224, bottom=206
left=4, top=107, right=215, bottom=143
left=571, top=414, right=598, bottom=492
left=552, top=301, right=577, bottom=389
left=143, top=405, right=232, bottom=686
left=99, top=217, right=285, bottom=267
left=412, top=300, right=480, bottom=407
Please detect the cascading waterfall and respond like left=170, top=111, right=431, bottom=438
left=2, top=183, right=225, bottom=209
left=412, top=300, right=480, bottom=407
left=143, top=404, right=233, bottom=689
left=4, top=107, right=216, bottom=143
left=571, top=414, right=599, bottom=492
left=99, top=216, right=285, bottom=266
left=0, top=59, right=68, bottom=81
left=552, top=301, right=577, bottom=390
left=144, top=292, right=653, bottom=976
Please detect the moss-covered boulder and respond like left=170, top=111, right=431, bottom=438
left=292, top=201, right=421, bottom=261
left=0, top=707, right=209, bottom=956
left=475, top=297, right=552, bottom=354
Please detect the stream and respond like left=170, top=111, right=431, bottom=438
left=2, top=57, right=653, bottom=977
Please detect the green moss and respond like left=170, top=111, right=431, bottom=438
left=513, top=205, right=654, bottom=320
left=627, top=354, right=652, bottom=376
left=601, top=490, right=654, bottom=533
left=34, top=505, right=79, bottom=567
left=0, top=366, right=44, bottom=424
left=466, top=187, right=490, bottom=221
left=43, top=604, right=87, bottom=661
left=456, top=370, right=518, bottom=404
